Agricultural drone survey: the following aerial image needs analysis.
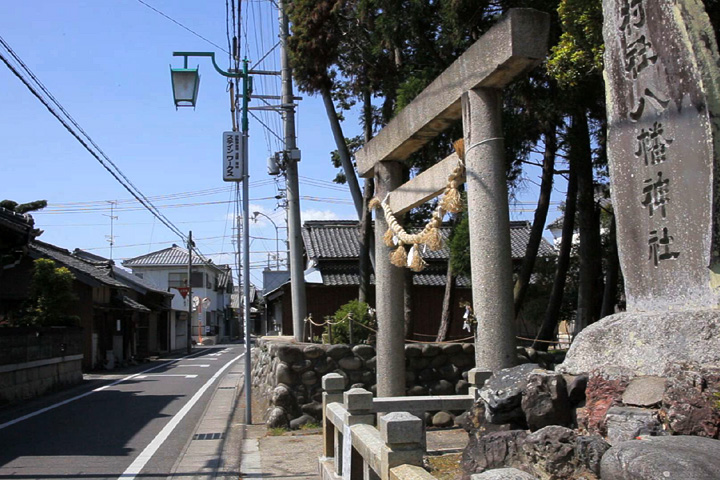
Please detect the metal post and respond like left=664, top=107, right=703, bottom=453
left=241, top=58, right=253, bottom=424
left=187, top=231, right=193, bottom=355
left=279, top=0, right=307, bottom=341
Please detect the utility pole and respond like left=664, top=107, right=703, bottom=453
left=279, top=0, right=307, bottom=341
left=239, top=59, right=253, bottom=425
left=187, top=231, right=194, bottom=355
left=104, top=201, right=118, bottom=260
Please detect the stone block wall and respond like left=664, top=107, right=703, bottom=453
left=0, top=328, right=84, bottom=405
left=251, top=338, right=475, bottom=428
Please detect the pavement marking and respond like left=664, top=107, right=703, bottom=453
left=0, top=350, right=209, bottom=431
left=175, top=364, right=210, bottom=367
left=135, top=374, right=198, bottom=379
left=118, top=352, right=244, bottom=480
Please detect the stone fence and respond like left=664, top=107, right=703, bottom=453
left=320, top=373, right=478, bottom=480
left=251, top=338, right=477, bottom=428
left=0, top=327, right=84, bottom=405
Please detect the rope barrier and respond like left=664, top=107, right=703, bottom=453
left=305, top=315, right=571, bottom=347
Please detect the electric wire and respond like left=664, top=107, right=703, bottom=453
left=136, top=0, right=230, bottom=54
left=0, top=41, right=185, bottom=243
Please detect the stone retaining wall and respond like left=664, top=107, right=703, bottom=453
left=0, top=328, right=84, bottom=405
left=251, top=338, right=475, bottom=428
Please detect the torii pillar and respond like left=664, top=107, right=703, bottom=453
left=355, top=9, right=550, bottom=397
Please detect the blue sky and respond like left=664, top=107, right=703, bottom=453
left=0, top=1, right=562, bottom=289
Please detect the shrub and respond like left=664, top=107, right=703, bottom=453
left=325, top=300, right=375, bottom=344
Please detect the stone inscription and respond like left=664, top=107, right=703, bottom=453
left=603, top=0, right=720, bottom=311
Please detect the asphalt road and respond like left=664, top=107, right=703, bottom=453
left=0, top=344, right=246, bottom=480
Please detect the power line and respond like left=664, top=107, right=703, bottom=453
left=0, top=38, right=187, bottom=243
left=136, top=0, right=230, bottom=54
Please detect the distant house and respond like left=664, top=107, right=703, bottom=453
left=0, top=235, right=169, bottom=370
left=73, top=249, right=174, bottom=360
left=264, top=220, right=555, bottom=341
left=123, top=245, right=237, bottom=347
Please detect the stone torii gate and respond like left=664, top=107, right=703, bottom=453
left=354, top=9, right=550, bottom=397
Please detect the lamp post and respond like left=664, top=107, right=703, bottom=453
left=252, top=211, right=281, bottom=270
left=171, top=51, right=255, bottom=424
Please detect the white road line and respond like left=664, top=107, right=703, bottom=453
left=135, top=374, right=198, bottom=379
left=175, top=364, right=210, bottom=367
left=118, top=352, right=244, bottom=480
left=0, top=350, right=208, bottom=431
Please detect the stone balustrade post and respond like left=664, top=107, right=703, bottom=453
left=378, top=412, right=424, bottom=480
left=338, top=388, right=375, bottom=479
left=468, top=368, right=493, bottom=401
left=322, top=373, right=345, bottom=459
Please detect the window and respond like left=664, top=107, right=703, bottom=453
left=168, top=272, right=187, bottom=288
left=191, top=272, right=204, bottom=288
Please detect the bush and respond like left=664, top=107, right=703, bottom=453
left=22, top=258, right=79, bottom=327
left=325, top=300, right=375, bottom=345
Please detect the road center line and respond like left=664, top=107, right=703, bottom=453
left=118, top=352, right=244, bottom=480
left=0, top=349, right=209, bottom=431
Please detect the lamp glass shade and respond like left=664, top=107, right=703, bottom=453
left=170, top=68, right=200, bottom=107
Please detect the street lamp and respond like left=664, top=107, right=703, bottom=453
left=170, top=56, right=200, bottom=108
left=252, top=211, right=281, bottom=269
left=171, top=51, right=253, bottom=424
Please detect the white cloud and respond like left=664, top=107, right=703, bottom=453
left=302, top=209, right=339, bottom=222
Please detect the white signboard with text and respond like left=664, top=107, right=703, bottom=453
left=223, top=131, right=243, bottom=182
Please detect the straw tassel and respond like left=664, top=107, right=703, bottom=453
left=368, top=197, right=381, bottom=210
left=423, top=226, right=443, bottom=251
left=453, top=138, right=465, bottom=160
left=407, top=244, right=427, bottom=272
left=390, top=243, right=407, bottom=267
left=440, top=181, right=463, bottom=214
left=383, top=228, right=396, bottom=247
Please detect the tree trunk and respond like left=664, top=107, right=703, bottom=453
left=320, top=84, right=364, bottom=219
left=436, top=263, right=456, bottom=342
left=359, top=179, right=374, bottom=303
left=358, top=87, right=374, bottom=304
left=513, top=123, right=557, bottom=317
left=533, top=153, right=578, bottom=351
left=574, top=109, right=604, bottom=334
left=600, top=214, right=620, bottom=318
left=404, top=268, right=414, bottom=339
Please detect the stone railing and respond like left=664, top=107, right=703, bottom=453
left=319, top=372, right=481, bottom=480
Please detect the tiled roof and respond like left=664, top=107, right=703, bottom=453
left=302, top=220, right=555, bottom=261
left=0, top=207, right=42, bottom=244
left=73, top=249, right=172, bottom=296
left=317, top=263, right=470, bottom=288
left=122, top=296, right=151, bottom=312
left=122, top=245, right=216, bottom=269
left=509, top=221, right=556, bottom=258
left=29, top=241, right=127, bottom=289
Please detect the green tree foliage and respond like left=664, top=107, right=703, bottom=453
left=546, top=0, right=604, bottom=89
left=325, top=299, right=375, bottom=344
left=24, top=258, right=79, bottom=327
left=1, top=199, right=47, bottom=214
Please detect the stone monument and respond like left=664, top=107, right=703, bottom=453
left=560, top=0, right=720, bottom=375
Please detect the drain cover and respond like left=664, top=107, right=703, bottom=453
left=193, top=432, right=225, bottom=440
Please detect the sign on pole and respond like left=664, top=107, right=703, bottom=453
left=223, top=131, right=243, bottom=182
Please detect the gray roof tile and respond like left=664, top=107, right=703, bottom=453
left=303, top=220, right=555, bottom=261
left=123, top=245, right=216, bottom=269
left=29, top=241, right=127, bottom=289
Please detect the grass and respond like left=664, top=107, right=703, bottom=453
left=300, top=421, right=321, bottom=431
left=267, top=427, right=288, bottom=436
left=425, top=453, right=463, bottom=480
